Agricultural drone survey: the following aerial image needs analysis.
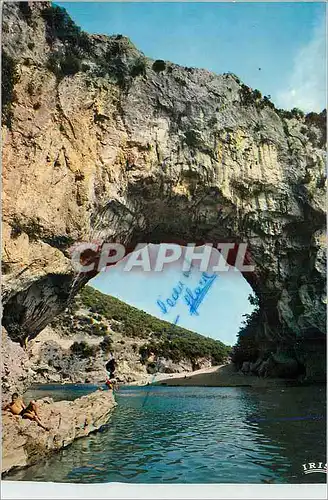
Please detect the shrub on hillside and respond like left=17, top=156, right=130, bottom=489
left=90, top=322, right=108, bottom=336
left=99, top=335, right=113, bottom=353
left=152, top=60, right=166, bottom=72
left=70, top=341, right=98, bottom=358
left=19, top=2, right=33, bottom=24
left=231, top=295, right=260, bottom=367
left=131, top=56, right=147, bottom=78
left=2, top=53, right=19, bottom=129
left=78, top=286, right=230, bottom=364
left=46, top=51, right=82, bottom=78
left=41, top=4, right=90, bottom=49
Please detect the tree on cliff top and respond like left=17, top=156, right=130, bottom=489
left=231, top=294, right=260, bottom=367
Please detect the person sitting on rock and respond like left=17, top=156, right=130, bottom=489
left=105, top=377, right=118, bottom=391
left=105, top=378, right=113, bottom=390
left=2, top=393, right=49, bottom=430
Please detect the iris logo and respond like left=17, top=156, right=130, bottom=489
left=302, top=462, right=327, bottom=474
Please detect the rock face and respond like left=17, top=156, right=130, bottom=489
left=1, top=3, right=326, bottom=380
left=26, top=323, right=149, bottom=386
left=1, top=328, right=32, bottom=399
left=2, top=389, right=117, bottom=474
left=153, top=356, right=212, bottom=374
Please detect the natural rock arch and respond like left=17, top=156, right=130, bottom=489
left=1, top=2, right=326, bottom=381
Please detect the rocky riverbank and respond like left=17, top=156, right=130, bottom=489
left=2, top=389, right=116, bottom=475
left=1, top=285, right=228, bottom=399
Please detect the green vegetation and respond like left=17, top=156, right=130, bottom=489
left=260, top=95, right=275, bottom=110
left=1, top=52, right=19, bottom=129
left=231, top=295, right=260, bottom=367
left=99, top=335, right=113, bottom=353
left=70, top=341, right=98, bottom=358
left=239, top=84, right=262, bottom=106
left=304, top=109, right=327, bottom=148
left=41, top=4, right=90, bottom=79
left=41, top=4, right=90, bottom=49
left=90, top=36, right=141, bottom=89
left=90, top=322, right=108, bottom=336
left=58, top=52, right=82, bottom=76
left=305, top=109, right=326, bottom=129
left=40, top=4, right=147, bottom=88
left=239, top=85, right=276, bottom=111
left=236, top=79, right=318, bottom=123
left=18, top=2, right=33, bottom=24
left=223, top=72, right=241, bottom=84
left=105, top=35, right=137, bottom=57
left=252, top=89, right=262, bottom=100
left=51, top=302, right=113, bottom=358
left=276, top=108, right=326, bottom=148
left=46, top=51, right=82, bottom=78
left=277, top=107, right=305, bottom=120
left=131, top=56, right=147, bottom=78
left=139, top=336, right=229, bottom=366
left=79, top=286, right=230, bottom=364
left=152, top=59, right=166, bottom=72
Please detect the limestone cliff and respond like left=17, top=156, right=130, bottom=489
left=2, top=3, right=326, bottom=382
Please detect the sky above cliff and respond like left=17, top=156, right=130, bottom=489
left=89, top=245, right=255, bottom=346
left=57, top=1, right=326, bottom=112
left=56, top=1, right=325, bottom=345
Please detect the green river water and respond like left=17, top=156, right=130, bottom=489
left=5, top=383, right=326, bottom=484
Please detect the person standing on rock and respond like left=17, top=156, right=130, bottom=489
left=2, top=393, right=49, bottom=430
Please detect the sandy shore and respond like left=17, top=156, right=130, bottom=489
left=131, top=364, right=294, bottom=388
left=129, top=365, right=221, bottom=386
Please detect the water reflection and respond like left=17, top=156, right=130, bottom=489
left=7, top=385, right=326, bottom=484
